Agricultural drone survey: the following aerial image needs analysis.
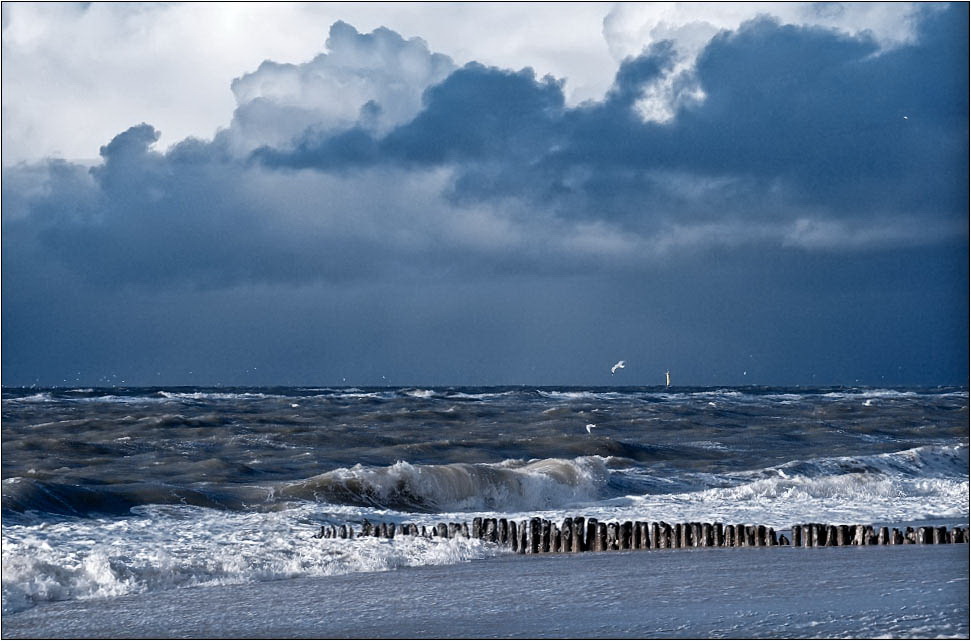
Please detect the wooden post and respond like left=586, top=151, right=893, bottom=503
left=651, top=522, right=662, bottom=549
left=661, top=521, right=674, bottom=548
left=614, top=522, right=625, bottom=550
left=755, top=525, right=767, bottom=547
left=498, top=519, right=508, bottom=545
left=826, top=525, right=838, bottom=546
left=519, top=520, right=529, bottom=554
left=572, top=517, right=585, bottom=552
left=951, top=527, right=966, bottom=544
left=606, top=522, right=619, bottom=550
left=691, top=523, right=702, bottom=547
left=551, top=524, right=561, bottom=553
left=836, top=525, right=849, bottom=546
left=510, top=521, right=519, bottom=552
left=778, top=534, right=790, bottom=545
left=541, top=520, right=552, bottom=553
left=891, top=528, right=903, bottom=545
left=632, top=522, right=641, bottom=550
left=714, top=523, right=724, bottom=547
left=586, top=519, right=599, bottom=552
left=558, top=519, right=572, bottom=552
left=745, top=525, right=756, bottom=547
left=792, top=525, right=802, bottom=547
left=481, top=519, right=493, bottom=542
left=597, top=523, right=608, bottom=552
left=934, top=526, right=948, bottom=544
left=674, top=523, right=683, bottom=548
left=877, top=526, right=889, bottom=545
left=472, top=517, right=483, bottom=539
left=620, top=522, right=633, bottom=550
left=768, top=527, right=777, bottom=546
left=526, top=518, right=539, bottom=553
left=737, top=524, right=748, bottom=547
left=701, top=523, right=713, bottom=547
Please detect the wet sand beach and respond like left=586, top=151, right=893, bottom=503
left=4, top=543, right=967, bottom=639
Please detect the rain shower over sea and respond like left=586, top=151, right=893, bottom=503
left=2, top=385, right=968, bottom=637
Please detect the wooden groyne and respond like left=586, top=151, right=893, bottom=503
left=314, top=517, right=969, bottom=552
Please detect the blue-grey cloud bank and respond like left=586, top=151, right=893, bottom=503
left=3, top=6, right=968, bottom=386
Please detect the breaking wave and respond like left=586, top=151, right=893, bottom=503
left=0, top=504, right=500, bottom=615
left=280, top=457, right=611, bottom=512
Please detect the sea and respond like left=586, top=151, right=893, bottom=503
left=2, top=385, right=969, bottom=637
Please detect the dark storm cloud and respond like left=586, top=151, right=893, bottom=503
left=8, top=9, right=967, bottom=288
left=2, top=7, right=967, bottom=386
left=256, top=7, right=966, bottom=252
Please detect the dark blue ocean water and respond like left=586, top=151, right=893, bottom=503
left=2, top=386, right=968, bottom=616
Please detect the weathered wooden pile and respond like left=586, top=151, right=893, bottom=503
left=314, top=517, right=969, bottom=552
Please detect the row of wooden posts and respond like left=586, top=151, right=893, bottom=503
left=315, top=517, right=969, bottom=552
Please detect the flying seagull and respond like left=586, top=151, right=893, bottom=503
left=611, top=360, right=626, bottom=374
left=585, top=423, right=596, bottom=433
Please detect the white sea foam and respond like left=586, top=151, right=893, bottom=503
left=537, top=391, right=625, bottom=401
left=571, top=444, right=971, bottom=528
left=157, top=391, right=271, bottom=401
left=4, top=392, right=54, bottom=403
left=1, top=504, right=501, bottom=615
left=404, top=389, right=437, bottom=399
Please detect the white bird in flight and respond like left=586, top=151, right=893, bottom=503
left=585, top=423, right=596, bottom=433
left=611, top=360, right=625, bottom=374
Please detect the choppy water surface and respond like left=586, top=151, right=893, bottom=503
left=2, top=386, right=968, bottom=615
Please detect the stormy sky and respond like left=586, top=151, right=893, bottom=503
left=2, top=2, right=967, bottom=387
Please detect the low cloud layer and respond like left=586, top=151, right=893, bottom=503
left=3, top=6, right=967, bottom=386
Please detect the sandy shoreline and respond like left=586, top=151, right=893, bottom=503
left=3, top=544, right=968, bottom=639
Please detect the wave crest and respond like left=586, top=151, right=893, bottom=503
left=281, top=457, right=610, bottom=512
